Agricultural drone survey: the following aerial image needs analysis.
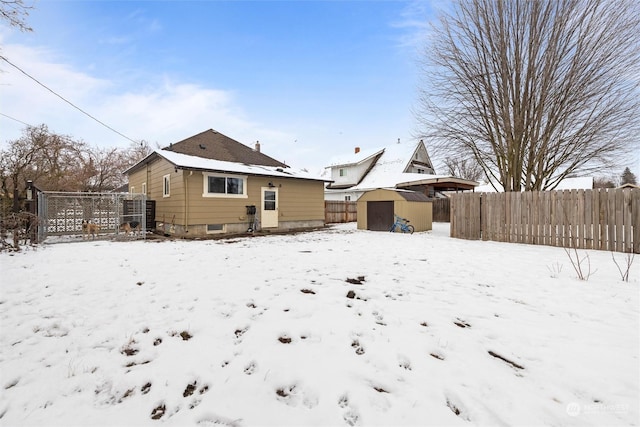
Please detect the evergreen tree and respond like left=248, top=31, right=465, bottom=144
left=621, top=167, right=637, bottom=185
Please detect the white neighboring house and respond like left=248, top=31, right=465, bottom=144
left=324, top=140, right=478, bottom=201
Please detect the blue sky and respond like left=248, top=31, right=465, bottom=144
left=1, top=0, right=638, bottom=177
left=1, top=0, right=435, bottom=171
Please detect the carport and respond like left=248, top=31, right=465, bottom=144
left=357, top=188, right=432, bottom=232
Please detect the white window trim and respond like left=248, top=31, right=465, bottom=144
left=163, top=174, right=170, bottom=198
left=141, top=182, right=147, bottom=195
left=202, top=172, right=248, bottom=198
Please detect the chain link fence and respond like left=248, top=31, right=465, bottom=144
left=37, top=192, right=146, bottom=242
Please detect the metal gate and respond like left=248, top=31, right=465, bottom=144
left=37, top=191, right=146, bottom=242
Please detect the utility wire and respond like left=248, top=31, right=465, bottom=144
left=0, top=55, right=139, bottom=144
left=0, top=112, right=31, bottom=127
left=0, top=112, right=92, bottom=147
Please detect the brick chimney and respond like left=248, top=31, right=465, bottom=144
left=254, top=141, right=261, bottom=152
left=355, top=146, right=360, bottom=154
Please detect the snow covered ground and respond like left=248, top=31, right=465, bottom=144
left=1, top=222, right=638, bottom=426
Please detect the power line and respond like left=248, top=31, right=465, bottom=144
left=0, top=112, right=91, bottom=146
left=0, top=55, right=139, bottom=144
left=0, top=112, right=31, bottom=127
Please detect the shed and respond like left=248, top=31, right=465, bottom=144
left=357, top=188, right=432, bottom=232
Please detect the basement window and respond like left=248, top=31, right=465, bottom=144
left=206, top=224, right=225, bottom=234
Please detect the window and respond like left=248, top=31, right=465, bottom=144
left=263, top=190, right=276, bottom=210
left=203, top=173, right=247, bottom=198
left=141, top=182, right=147, bottom=195
left=163, top=174, right=170, bottom=197
left=417, top=168, right=425, bottom=174
left=206, top=224, right=225, bottom=234
left=339, top=168, right=346, bottom=177
left=345, top=195, right=351, bottom=201
left=130, top=186, right=135, bottom=193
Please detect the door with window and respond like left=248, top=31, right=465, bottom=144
left=261, top=187, right=279, bottom=228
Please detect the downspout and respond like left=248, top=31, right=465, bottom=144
left=184, top=169, right=189, bottom=234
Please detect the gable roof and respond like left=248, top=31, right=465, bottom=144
left=325, top=140, right=478, bottom=192
left=125, top=149, right=329, bottom=183
left=163, top=129, right=287, bottom=168
left=327, top=147, right=385, bottom=168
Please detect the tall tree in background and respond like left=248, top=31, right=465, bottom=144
left=443, top=156, right=485, bottom=182
left=0, top=125, right=154, bottom=197
left=0, top=125, right=90, bottom=195
left=621, top=167, right=637, bottom=186
left=416, top=0, right=640, bottom=191
left=85, top=140, right=153, bottom=192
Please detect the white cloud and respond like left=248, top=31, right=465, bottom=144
left=0, top=38, right=415, bottom=171
left=0, top=40, right=298, bottom=164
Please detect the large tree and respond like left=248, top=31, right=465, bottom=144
left=416, top=0, right=640, bottom=191
left=0, top=125, right=90, bottom=196
left=0, top=125, right=153, bottom=200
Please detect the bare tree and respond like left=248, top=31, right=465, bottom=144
left=85, top=146, right=129, bottom=192
left=0, top=126, right=155, bottom=198
left=593, top=176, right=615, bottom=189
left=0, top=0, right=33, bottom=32
left=123, top=140, right=154, bottom=169
left=0, top=125, right=89, bottom=196
left=416, top=0, right=640, bottom=191
left=443, top=156, right=485, bottom=182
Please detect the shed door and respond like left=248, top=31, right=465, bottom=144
left=367, top=201, right=394, bottom=231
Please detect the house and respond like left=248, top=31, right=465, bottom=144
left=324, top=139, right=478, bottom=201
left=125, top=129, right=330, bottom=236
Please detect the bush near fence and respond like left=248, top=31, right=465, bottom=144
left=450, top=188, right=639, bottom=253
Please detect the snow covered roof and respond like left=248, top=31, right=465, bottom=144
left=325, top=140, right=477, bottom=192
left=351, top=144, right=476, bottom=191
left=326, top=147, right=385, bottom=168
left=127, top=150, right=329, bottom=182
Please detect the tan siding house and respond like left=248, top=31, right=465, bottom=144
left=126, top=130, right=329, bottom=237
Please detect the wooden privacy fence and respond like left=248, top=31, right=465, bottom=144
left=432, top=198, right=450, bottom=222
left=450, top=189, right=639, bottom=253
left=325, top=201, right=357, bottom=223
